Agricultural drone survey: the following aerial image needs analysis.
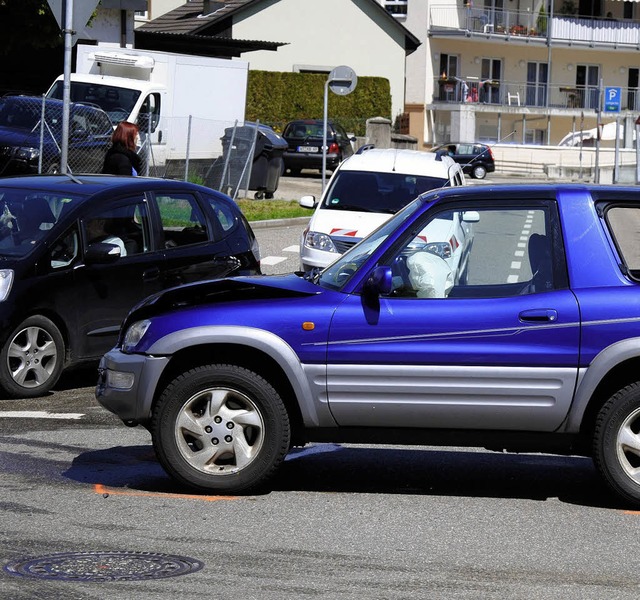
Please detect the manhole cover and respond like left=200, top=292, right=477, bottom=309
left=3, top=551, right=204, bottom=582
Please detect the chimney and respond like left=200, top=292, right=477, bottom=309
left=202, top=1, right=215, bottom=15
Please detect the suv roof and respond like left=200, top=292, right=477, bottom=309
left=339, top=148, right=463, bottom=179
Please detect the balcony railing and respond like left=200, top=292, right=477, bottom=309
left=429, top=5, right=640, bottom=47
left=432, top=77, right=640, bottom=111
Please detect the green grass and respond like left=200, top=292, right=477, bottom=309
left=235, top=199, right=311, bottom=221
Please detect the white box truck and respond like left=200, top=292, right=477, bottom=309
left=47, top=44, right=249, bottom=170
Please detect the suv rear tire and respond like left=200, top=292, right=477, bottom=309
left=593, top=382, right=640, bottom=506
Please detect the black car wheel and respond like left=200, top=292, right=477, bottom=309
left=45, top=162, right=60, bottom=175
left=593, top=382, right=640, bottom=506
left=472, top=164, right=487, bottom=179
left=0, top=315, right=65, bottom=398
left=152, top=364, right=291, bottom=494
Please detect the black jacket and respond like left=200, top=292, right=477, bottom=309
left=102, top=144, right=143, bottom=176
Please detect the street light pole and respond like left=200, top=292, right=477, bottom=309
left=60, top=0, right=74, bottom=174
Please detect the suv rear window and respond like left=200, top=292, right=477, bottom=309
left=322, top=170, right=449, bottom=214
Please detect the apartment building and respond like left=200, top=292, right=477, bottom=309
left=382, top=0, right=640, bottom=147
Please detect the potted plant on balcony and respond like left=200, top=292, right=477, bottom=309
left=536, top=5, right=547, bottom=34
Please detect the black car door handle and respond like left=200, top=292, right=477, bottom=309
left=142, top=267, right=160, bottom=281
left=519, top=309, right=558, bottom=322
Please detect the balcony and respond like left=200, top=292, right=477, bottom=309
left=431, top=77, right=640, bottom=112
left=429, top=5, right=640, bottom=48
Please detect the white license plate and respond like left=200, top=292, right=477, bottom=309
left=297, top=146, right=319, bottom=153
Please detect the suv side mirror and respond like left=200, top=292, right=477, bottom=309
left=364, top=266, right=393, bottom=296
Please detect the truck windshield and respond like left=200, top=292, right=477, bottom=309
left=323, top=170, right=449, bottom=215
left=48, top=81, right=141, bottom=125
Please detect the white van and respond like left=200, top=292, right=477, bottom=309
left=299, top=148, right=466, bottom=272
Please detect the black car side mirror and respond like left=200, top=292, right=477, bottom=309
left=84, top=242, right=121, bottom=265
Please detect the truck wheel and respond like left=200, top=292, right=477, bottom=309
left=593, top=382, right=640, bottom=506
left=0, top=316, right=64, bottom=398
left=151, top=364, right=290, bottom=494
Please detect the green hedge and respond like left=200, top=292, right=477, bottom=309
left=245, top=70, right=391, bottom=137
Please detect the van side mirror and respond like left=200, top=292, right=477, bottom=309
left=299, top=195, right=317, bottom=209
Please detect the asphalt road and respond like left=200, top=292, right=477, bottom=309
left=3, top=172, right=640, bottom=599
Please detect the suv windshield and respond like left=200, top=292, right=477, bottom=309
left=323, top=170, right=448, bottom=215
left=0, top=189, right=83, bottom=257
left=318, top=199, right=424, bottom=291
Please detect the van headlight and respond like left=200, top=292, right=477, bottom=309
left=122, top=319, right=151, bottom=353
left=304, top=231, right=338, bottom=253
left=0, top=270, right=14, bottom=301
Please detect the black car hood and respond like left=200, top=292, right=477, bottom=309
left=123, top=274, right=321, bottom=328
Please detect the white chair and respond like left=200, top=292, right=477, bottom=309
left=508, top=92, right=521, bottom=106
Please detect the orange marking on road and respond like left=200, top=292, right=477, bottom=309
left=623, top=510, right=640, bottom=515
left=93, top=483, right=238, bottom=502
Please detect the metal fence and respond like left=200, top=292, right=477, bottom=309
left=0, top=95, right=113, bottom=176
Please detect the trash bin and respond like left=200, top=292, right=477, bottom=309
left=206, top=123, right=287, bottom=199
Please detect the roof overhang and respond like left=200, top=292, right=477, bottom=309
left=134, top=31, right=286, bottom=58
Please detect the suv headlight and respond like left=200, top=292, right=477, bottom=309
left=122, top=319, right=151, bottom=353
left=15, top=147, right=40, bottom=161
left=0, top=270, right=14, bottom=302
left=304, top=231, right=338, bottom=253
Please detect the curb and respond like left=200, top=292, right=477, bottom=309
left=249, top=216, right=311, bottom=229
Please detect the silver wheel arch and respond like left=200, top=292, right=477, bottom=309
left=148, top=325, right=337, bottom=428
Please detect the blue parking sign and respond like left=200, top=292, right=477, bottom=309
left=605, top=87, right=621, bottom=112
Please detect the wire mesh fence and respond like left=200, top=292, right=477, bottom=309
left=0, top=95, right=113, bottom=176
left=0, top=98, right=288, bottom=197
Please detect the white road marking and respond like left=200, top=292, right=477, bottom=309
left=260, top=256, right=288, bottom=266
left=511, top=261, right=522, bottom=269
left=507, top=274, right=520, bottom=283
left=283, top=245, right=299, bottom=253
left=0, top=411, right=84, bottom=420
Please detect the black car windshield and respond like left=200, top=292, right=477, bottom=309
left=318, top=198, right=424, bottom=291
left=0, top=188, right=83, bottom=257
left=322, top=170, right=448, bottom=215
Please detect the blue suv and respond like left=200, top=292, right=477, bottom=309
left=97, top=183, right=640, bottom=507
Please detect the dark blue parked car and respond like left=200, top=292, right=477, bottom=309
left=0, top=174, right=260, bottom=398
left=98, top=183, right=640, bottom=507
left=0, top=95, right=113, bottom=176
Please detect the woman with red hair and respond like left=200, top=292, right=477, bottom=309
left=102, top=121, right=143, bottom=176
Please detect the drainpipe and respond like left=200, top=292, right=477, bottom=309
left=120, top=9, right=126, bottom=47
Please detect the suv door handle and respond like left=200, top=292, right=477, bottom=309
left=143, top=267, right=160, bottom=281
left=519, top=309, right=558, bottom=322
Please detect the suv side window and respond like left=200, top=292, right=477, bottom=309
left=154, top=193, right=209, bottom=248
left=605, top=205, right=640, bottom=279
left=386, top=205, right=555, bottom=299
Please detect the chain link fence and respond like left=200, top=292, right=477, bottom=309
left=0, top=95, right=113, bottom=176
left=0, top=99, right=287, bottom=197
left=142, top=118, right=288, bottom=200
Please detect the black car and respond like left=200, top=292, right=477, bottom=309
left=0, top=95, right=113, bottom=176
left=282, top=119, right=354, bottom=175
left=0, top=174, right=261, bottom=398
left=431, top=142, right=496, bottom=179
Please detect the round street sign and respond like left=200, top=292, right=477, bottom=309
left=328, top=66, right=358, bottom=96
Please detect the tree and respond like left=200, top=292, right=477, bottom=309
left=0, top=0, right=62, bottom=56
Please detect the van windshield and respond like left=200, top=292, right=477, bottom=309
left=48, top=81, right=141, bottom=125
left=323, top=171, right=449, bottom=214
